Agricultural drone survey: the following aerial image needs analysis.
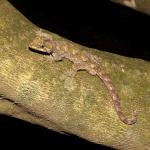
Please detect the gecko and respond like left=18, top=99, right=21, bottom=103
left=29, top=30, right=137, bottom=125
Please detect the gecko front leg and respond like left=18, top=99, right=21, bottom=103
left=64, top=63, right=82, bottom=78
left=50, top=51, right=64, bottom=62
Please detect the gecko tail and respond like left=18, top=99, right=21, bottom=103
left=96, top=68, right=138, bottom=125
left=118, top=110, right=137, bottom=125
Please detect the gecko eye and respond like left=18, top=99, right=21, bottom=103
left=41, top=44, right=45, bottom=49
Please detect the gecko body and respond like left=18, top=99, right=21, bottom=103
left=29, top=30, right=137, bottom=125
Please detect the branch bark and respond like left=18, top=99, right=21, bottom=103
left=0, top=0, right=150, bottom=149
left=111, top=0, right=150, bottom=16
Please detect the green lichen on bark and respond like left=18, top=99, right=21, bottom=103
left=0, top=0, right=150, bottom=149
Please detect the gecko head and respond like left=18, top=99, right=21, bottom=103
left=29, top=35, right=53, bottom=54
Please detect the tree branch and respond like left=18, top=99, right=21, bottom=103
left=0, top=0, right=150, bottom=149
left=111, top=0, right=150, bottom=16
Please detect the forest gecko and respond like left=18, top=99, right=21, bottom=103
left=29, top=30, right=137, bottom=125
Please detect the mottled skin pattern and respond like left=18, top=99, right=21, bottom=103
left=29, top=30, right=137, bottom=125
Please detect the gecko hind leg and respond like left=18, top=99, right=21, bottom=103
left=65, top=63, right=83, bottom=78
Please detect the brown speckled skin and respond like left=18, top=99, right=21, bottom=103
left=29, top=30, right=137, bottom=125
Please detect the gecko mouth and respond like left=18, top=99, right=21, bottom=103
left=29, top=47, right=51, bottom=55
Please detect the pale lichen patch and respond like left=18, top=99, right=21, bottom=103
left=0, top=58, right=16, bottom=85
left=0, top=21, right=8, bottom=30
left=120, top=85, right=135, bottom=98
left=145, top=72, right=150, bottom=83
left=63, top=77, right=78, bottom=91
left=120, top=64, right=126, bottom=72
left=18, top=72, right=33, bottom=82
left=0, top=59, right=13, bottom=74
left=73, top=88, right=85, bottom=112
left=17, top=81, right=49, bottom=106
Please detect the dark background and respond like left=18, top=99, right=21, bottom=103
left=1, top=0, right=150, bottom=149
left=9, top=0, right=150, bottom=61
